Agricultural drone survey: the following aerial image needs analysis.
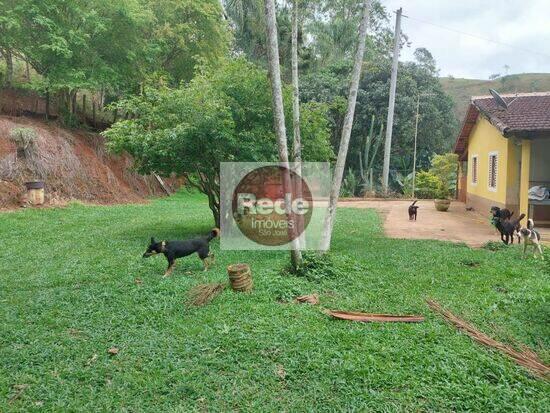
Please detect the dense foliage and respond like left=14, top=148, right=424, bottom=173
left=301, top=52, right=457, bottom=193
left=104, top=59, right=333, bottom=224
left=1, top=0, right=459, bottom=198
left=0, top=0, right=229, bottom=99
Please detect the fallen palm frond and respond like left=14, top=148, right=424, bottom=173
left=186, top=283, right=226, bottom=307
left=426, top=299, right=549, bottom=380
left=325, top=310, right=424, bottom=323
left=295, top=294, right=319, bottom=305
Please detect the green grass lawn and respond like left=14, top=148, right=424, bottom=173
left=1, top=191, right=549, bottom=412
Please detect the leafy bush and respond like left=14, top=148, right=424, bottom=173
left=9, top=127, right=37, bottom=150
left=415, top=171, right=442, bottom=199
left=394, top=171, right=414, bottom=197
left=284, top=252, right=365, bottom=282
left=9, top=127, right=38, bottom=160
left=430, top=153, right=458, bottom=198
left=341, top=168, right=358, bottom=197
left=414, top=153, right=458, bottom=199
left=104, top=58, right=333, bottom=226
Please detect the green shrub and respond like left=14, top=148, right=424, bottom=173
left=284, top=252, right=365, bottom=282
left=429, top=153, right=458, bottom=198
left=9, top=127, right=38, bottom=159
left=9, top=127, right=37, bottom=150
left=415, top=171, right=442, bottom=199
left=340, top=168, right=358, bottom=197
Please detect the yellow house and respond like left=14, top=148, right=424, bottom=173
left=454, top=92, right=550, bottom=226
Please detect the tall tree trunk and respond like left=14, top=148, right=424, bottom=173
left=291, top=0, right=304, bottom=248
left=291, top=0, right=301, bottom=166
left=4, top=49, right=13, bottom=86
left=264, top=0, right=302, bottom=269
left=319, top=0, right=371, bottom=252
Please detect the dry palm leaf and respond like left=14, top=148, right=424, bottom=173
left=426, top=299, right=549, bottom=380
left=187, top=283, right=226, bottom=307
left=325, top=310, right=424, bottom=323
left=295, top=294, right=319, bottom=305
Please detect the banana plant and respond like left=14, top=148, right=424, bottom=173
left=359, top=115, right=384, bottom=193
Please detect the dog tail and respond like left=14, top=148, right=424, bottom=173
left=207, top=228, right=220, bottom=241
left=410, top=200, right=418, bottom=206
left=527, top=218, right=534, bottom=229
left=514, top=213, right=526, bottom=225
left=510, top=211, right=514, bottom=218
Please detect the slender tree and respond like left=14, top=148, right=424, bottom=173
left=264, top=0, right=302, bottom=269
left=319, top=0, right=371, bottom=252
left=291, top=0, right=305, bottom=247
left=291, top=0, right=301, bottom=165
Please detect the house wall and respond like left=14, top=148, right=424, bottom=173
left=466, top=117, right=510, bottom=213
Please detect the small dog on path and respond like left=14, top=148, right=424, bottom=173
left=519, top=219, right=544, bottom=259
left=408, top=200, right=419, bottom=221
left=143, top=228, right=219, bottom=276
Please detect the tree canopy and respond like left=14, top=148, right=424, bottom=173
left=0, top=0, right=230, bottom=96
left=301, top=49, right=457, bottom=191
left=104, top=58, right=333, bottom=224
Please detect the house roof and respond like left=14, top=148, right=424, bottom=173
left=454, top=92, right=550, bottom=158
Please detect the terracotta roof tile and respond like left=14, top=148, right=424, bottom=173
left=471, top=92, right=550, bottom=135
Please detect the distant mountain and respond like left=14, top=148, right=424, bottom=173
left=439, top=73, right=550, bottom=125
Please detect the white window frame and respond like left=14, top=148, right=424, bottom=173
left=488, top=151, right=498, bottom=192
left=471, top=155, right=478, bottom=185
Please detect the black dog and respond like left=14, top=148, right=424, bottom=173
left=143, top=228, right=219, bottom=276
left=408, top=200, right=419, bottom=221
left=490, top=206, right=514, bottom=244
left=498, top=213, right=525, bottom=245
left=490, top=206, right=513, bottom=221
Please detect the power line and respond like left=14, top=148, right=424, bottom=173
left=401, top=13, right=550, bottom=59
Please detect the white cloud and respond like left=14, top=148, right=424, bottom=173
left=381, top=0, right=550, bottom=79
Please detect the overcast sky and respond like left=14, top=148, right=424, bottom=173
left=381, top=0, right=550, bottom=79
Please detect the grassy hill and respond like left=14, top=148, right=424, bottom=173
left=440, top=73, right=550, bottom=124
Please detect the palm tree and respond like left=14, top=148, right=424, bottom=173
left=264, top=0, right=302, bottom=268
left=320, top=0, right=371, bottom=252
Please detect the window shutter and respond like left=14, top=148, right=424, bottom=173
left=488, top=154, right=498, bottom=189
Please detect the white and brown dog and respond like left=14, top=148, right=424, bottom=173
left=519, top=219, right=544, bottom=259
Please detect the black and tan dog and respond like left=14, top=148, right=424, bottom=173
left=408, top=200, right=419, bottom=221
left=143, top=228, right=219, bottom=276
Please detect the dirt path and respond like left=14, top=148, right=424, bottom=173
left=339, top=199, right=499, bottom=247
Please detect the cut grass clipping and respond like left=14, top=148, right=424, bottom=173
left=186, top=283, right=226, bottom=306
left=427, top=299, right=550, bottom=380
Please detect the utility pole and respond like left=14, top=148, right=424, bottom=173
left=412, top=95, right=420, bottom=198
left=381, top=7, right=402, bottom=193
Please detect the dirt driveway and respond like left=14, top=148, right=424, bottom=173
left=340, top=199, right=498, bottom=247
